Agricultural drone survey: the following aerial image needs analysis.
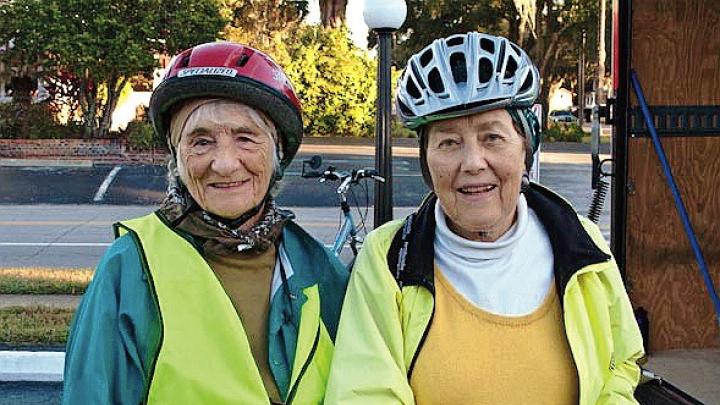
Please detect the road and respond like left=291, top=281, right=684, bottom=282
left=0, top=150, right=610, bottom=268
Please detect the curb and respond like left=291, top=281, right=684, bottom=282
left=0, top=351, right=64, bottom=382
left=0, top=158, right=93, bottom=168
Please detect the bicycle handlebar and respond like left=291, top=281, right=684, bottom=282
left=302, top=165, right=385, bottom=184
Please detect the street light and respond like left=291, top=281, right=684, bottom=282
left=364, top=0, right=406, bottom=228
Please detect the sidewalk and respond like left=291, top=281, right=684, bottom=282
left=0, top=295, right=80, bottom=309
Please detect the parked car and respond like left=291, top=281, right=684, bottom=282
left=549, top=110, right=577, bottom=124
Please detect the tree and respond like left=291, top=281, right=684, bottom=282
left=319, top=0, right=347, bottom=28
left=0, top=0, right=227, bottom=138
left=393, top=0, right=601, bottom=126
left=221, top=0, right=309, bottom=48
left=272, top=25, right=378, bottom=137
left=392, top=0, right=506, bottom=64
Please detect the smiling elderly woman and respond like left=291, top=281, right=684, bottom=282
left=63, top=42, right=348, bottom=405
left=326, top=33, right=644, bottom=405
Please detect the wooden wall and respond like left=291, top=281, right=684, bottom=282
left=627, top=0, right=720, bottom=350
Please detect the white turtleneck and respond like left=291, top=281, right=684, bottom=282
left=434, top=195, right=555, bottom=316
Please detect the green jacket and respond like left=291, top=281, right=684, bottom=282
left=63, top=211, right=349, bottom=404
left=326, top=184, right=644, bottom=405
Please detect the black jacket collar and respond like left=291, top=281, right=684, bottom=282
left=387, top=183, right=611, bottom=300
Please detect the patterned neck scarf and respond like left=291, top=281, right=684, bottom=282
left=158, top=184, right=293, bottom=255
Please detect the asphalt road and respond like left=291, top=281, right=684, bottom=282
left=0, top=382, right=62, bottom=405
left=0, top=153, right=427, bottom=206
left=0, top=156, right=610, bottom=269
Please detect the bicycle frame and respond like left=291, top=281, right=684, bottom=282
left=332, top=200, right=359, bottom=257
left=301, top=155, right=384, bottom=262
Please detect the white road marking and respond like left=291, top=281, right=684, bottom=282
left=93, top=165, right=122, bottom=202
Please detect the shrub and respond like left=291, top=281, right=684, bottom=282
left=124, top=121, right=165, bottom=151
left=391, top=118, right=417, bottom=139
left=260, top=25, right=378, bottom=137
left=0, top=102, right=80, bottom=139
left=544, top=122, right=586, bottom=143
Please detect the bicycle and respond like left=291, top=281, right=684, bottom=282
left=301, top=155, right=385, bottom=261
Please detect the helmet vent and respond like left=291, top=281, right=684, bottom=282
left=237, top=53, right=250, bottom=67
left=410, top=61, right=427, bottom=89
left=407, top=78, right=422, bottom=99
left=420, top=49, right=434, bottom=67
left=520, top=73, right=533, bottom=92
left=446, top=36, right=464, bottom=47
left=428, top=68, right=445, bottom=93
left=505, top=57, right=518, bottom=79
left=480, top=38, right=495, bottom=54
left=180, top=56, right=191, bottom=68
left=450, top=53, right=467, bottom=83
left=496, top=42, right=506, bottom=73
left=478, top=58, right=493, bottom=83
left=398, top=100, right=413, bottom=115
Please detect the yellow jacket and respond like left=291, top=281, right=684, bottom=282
left=326, top=185, right=644, bottom=404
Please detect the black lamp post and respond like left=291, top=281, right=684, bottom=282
left=364, top=0, right=407, bottom=228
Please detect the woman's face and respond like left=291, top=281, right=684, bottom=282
left=426, top=109, right=526, bottom=242
left=176, top=102, right=277, bottom=220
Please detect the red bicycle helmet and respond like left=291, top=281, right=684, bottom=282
left=149, top=41, right=303, bottom=172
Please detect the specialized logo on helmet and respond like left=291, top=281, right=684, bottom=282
left=178, top=67, right=237, bottom=78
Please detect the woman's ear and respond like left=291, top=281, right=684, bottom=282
left=520, top=171, right=530, bottom=193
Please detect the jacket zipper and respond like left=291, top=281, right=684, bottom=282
left=406, top=280, right=436, bottom=379
left=285, top=323, right=320, bottom=404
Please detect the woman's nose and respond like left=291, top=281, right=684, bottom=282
left=210, top=144, right=242, bottom=176
left=460, top=143, right=488, bottom=173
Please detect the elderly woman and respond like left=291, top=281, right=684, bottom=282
left=326, top=32, right=644, bottom=404
left=63, top=42, right=348, bottom=405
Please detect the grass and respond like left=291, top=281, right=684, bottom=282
left=0, top=306, right=74, bottom=345
left=0, top=268, right=93, bottom=295
left=581, top=134, right=612, bottom=144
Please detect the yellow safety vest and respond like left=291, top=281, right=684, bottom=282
left=118, top=213, right=334, bottom=404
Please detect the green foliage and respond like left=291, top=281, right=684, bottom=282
left=123, top=121, right=165, bottom=151
left=269, top=25, right=378, bottom=137
left=0, top=0, right=228, bottom=138
left=391, top=118, right=418, bottom=139
left=0, top=306, right=74, bottom=345
left=221, top=0, right=308, bottom=48
left=0, top=102, right=80, bottom=139
left=391, top=0, right=507, bottom=64
left=0, top=268, right=93, bottom=295
left=544, top=122, right=586, bottom=143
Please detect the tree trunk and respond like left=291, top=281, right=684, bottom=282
left=98, top=76, right=127, bottom=138
left=10, top=76, right=35, bottom=139
left=83, top=86, right=97, bottom=139
left=319, top=0, right=347, bottom=28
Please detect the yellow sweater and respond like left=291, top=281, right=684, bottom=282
left=410, top=268, right=579, bottom=404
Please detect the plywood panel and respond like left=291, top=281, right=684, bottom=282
left=626, top=0, right=720, bottom=351
left=627, top=138, right=720, bottom=350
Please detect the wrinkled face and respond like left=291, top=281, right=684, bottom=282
left=176, top=102, right=277, bottom=220
left=426, top=109, right=526, bottom=242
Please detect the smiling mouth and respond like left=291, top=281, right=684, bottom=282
left=457, top=184, right=496, bottom=194
left=209, top=180, right=248, bottom=189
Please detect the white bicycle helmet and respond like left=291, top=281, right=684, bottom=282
left=396, top=32, right=540, bottom=130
